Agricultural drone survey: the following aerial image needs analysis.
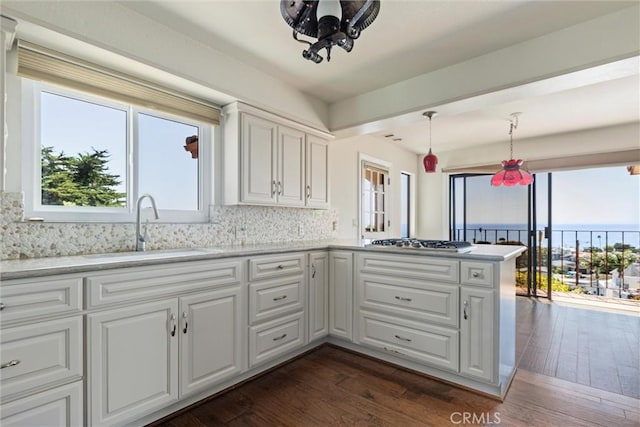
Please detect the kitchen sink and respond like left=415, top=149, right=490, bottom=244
left=82, top=247, right=223, bottom=261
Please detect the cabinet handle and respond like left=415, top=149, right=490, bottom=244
left=306, top=185, right=311, bottom=199
left=272, top=180, right=277, bottom=196
left=394, top=334, right=412, bottom=342
left=394, top=296, right=412, bottom=302
left=463, top=300, right=469, bottom=320
left=273, top=333, right=287, bottom=341
left=278, top=181, right=282, bottom=195
left=170, top=313, right=177, bottom=337
left=0, top=360, right=20, bottom=369
left=277, top=265, right=284, bottom=270
left=472, top=272, right=480, bottom=278
left=0, top=302, right=5, bottom=311
left=273, top=295, right=287, bottom=301
left=311, top=264, right=316, bottom=279
left=182, top=311, right=188, bottom=334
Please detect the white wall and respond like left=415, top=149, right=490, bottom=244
left=329, top=135, right=418, bottom=239
left=416, top=122, right=640, bottom=239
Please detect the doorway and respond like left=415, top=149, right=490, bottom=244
left=449, top=173, right=552, bottom=299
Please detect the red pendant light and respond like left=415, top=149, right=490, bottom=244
left=491, top=113, right=533, bottom=187
left=422, top=111, right=438, bottom=173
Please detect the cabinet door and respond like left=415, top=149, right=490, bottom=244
left=329, top=251, right=353, bottom=340
left=278, top=125, right=305, bottom=206
left=179, top=286, right=244, bottom=398
left=0, top=381, right=83, bottom=427
left=460, top=287, right=495, bottom=383
left=241, top=114, right=278, bottom=204
left=305, top=136, right=329, bottom=208
left=308, top=252, right=329, bottom=341
left=88, top=299, right=179, bottom=426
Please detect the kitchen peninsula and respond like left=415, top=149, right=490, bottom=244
left=0, top=241, right=525, bottom=426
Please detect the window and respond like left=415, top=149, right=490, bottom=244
left=23, top=82, right=211, bottom=222
left=360, top=157, right=390, bottom=238
left=400, top=172, right=411, bottom=238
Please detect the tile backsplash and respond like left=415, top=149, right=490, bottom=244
left=1, top=192, right=337, bottom=260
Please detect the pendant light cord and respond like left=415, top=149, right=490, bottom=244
left=509, top=114, right=519, bottom=159
left=429, top=115, right=433, bottom=151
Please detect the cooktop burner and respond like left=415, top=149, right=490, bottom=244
left=366, top=238, right=475, bottom=253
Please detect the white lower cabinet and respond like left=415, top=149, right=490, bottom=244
left=308, top=252, right=329, bottom=341
left=329, top=251, right=353, bottom=340
left=88, top=286, right=244, bottom=426
left=460, top=286, right=495, bottom=382
left=88, top=299, right=179, bottom=426
left=0, top=381, right=83, bottom=427
left=179, top=286, right=244, bottom=397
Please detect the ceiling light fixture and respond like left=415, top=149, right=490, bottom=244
left=491, top=113, right=533, bottom=187
left=422, top=111, right=438, bottom=173
left=280, top=0, right=380, bottom=64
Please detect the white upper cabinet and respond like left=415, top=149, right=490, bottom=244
left=223, top=102, right=331, bottom=208
left=241, top=114, right=278, bottom=205
left=277, top=125, right=306, bottom=206
left=305, top=136, right=329, bottom=209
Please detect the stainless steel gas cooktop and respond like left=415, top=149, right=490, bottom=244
left=366, top=238, right=475, bottom=253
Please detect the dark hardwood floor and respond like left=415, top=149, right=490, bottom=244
left=152, top=297, right=640, bottom=427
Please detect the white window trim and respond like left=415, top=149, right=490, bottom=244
left=400, top=170, right=415, bottom=239
left=21, top=80, right=211, bottom=223
left=358, top=153, right=392, bottom=240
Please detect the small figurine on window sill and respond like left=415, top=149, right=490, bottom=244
left=184, top=135, right=198, bottom=159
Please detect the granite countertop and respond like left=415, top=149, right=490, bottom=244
left=0, top=240, right=526, bottom=280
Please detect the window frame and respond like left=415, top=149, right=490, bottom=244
left=358, top=153, right=391, bottom=240
left=22, top=80, right=211, bottom=223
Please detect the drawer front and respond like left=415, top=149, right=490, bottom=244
left=86, top=259, right=243, bottom=308
left=249, top=312, right=304, bottom=368
left=0, top=317, right=83, bottom=401
left=461, top=262, right=494, bottom=287
left=359, top=311, right=459, bottom=372
left=249, top=254, right=305, bottom=281
left=358, top=253, right=459, bottom=283
left=358, top=275, right=458, bottom=327
left=249, top=277, right=304, bottom=325
left=0, top=277, right=82, bottom=324
left=0, top=381, right=83, bottom=427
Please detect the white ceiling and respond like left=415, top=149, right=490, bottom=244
left=120, top=0, right=640, bottom=154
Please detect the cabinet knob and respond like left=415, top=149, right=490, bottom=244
left=394, top=296, right=412, bottom=302
left=0, top=302, right=5, bottom=311
left=306, top=185, right=311, bottom=199
left=182, top=311, right=189, bottom=334
left=273, top=295, right=287, bottom=301
left=169, top=313, right=177, bottom=337
left=272, top=333, right=287, bottom=342
left=472, top=272, right=480, bottom=278
left=394, top=334, right=412, bottom=342
left=272, top=180, right=277, bottom=196
left=463, top=300, right=469, bottom=320
left=1, top=360, right=20, bottom=369
left=277, top=265, right=284, bottom=270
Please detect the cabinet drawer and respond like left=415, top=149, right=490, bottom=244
left=358, top=253, right=459, bottom=283
left=0, top=317, right=83, bottom=401
left=249, top=312, right=304, bottom=368
left=249, top=277, right=304, bottom=325
left=461, top=262, right=494, bottom=287
left=0, top=381, right=83, bottom=426
left=358, top=311, right=459, bottom=372
left=0, top=277, right=82, bottom=324
left=249, top=254, right=305, bottom=281
left=86, top=259, right=243, bottom=308
left=358, top=275, right=458, bottom=327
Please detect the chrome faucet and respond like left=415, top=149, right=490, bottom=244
left=135, top=194, right=160, bottom=251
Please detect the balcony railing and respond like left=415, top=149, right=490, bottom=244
left=453, top=227, right=640, bottom=298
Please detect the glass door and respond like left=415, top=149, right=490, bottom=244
left=526, top=173, right=553, bottom=299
